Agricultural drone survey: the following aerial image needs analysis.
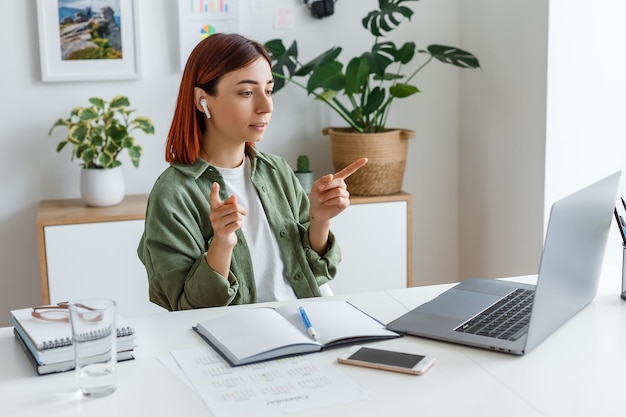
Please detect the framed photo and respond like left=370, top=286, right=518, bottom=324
left=36, top=0, right=140, bottom=82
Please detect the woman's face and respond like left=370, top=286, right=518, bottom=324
left=206, top=57, right=274, bottom=145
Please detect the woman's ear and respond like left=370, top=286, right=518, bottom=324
left=194, top=87, right=211, bottom=119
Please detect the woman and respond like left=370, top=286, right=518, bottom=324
left=138, top=33, right=366, bottom=311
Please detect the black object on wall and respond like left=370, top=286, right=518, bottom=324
left=304, top=0, right=335, bottom=19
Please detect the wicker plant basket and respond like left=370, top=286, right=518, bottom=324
left=323, top=127, right=415, bottom=196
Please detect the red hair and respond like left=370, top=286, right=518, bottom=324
left=166, top=33, right=271, bottom=164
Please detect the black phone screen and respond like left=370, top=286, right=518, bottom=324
left=348, top=347, right=425, bottom=368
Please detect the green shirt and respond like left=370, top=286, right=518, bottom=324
left=137, top=147, right=341, bottom=311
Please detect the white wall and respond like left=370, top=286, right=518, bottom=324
left=545, top=0, right=626, bottom=206
left=459, top=1, right=548, bottom=280
left=0, top=0, right=466, bottom=325
left=459, top=0, right=626, bottom=286
left=544, top=0, right=626, bottom=280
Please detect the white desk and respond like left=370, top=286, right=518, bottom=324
left=2, top=266, right=625, bottom=417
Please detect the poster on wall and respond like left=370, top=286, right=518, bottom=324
left=36, top=0, right=140, bottom=82
left=178, top=0, right=240, bottom=71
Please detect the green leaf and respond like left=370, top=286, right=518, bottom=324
left=121, top=136, right=134, bottom=148
left=265, top=39, right=288, bottom=56
left=110, top=96, right=130, bottom=108
left=396, top=41, right=416, bottom=65
left=88, top=97, right=105, bottom=109
left=131, top=117, right=155, bottom=134
left=295, top=47, right=342, bottom=77
left=81, top=148, right=95, bottom=164
left=307, top=61, right=344, bottom=94
left=348, top=107, right=364, bottom=123
left=91, top=135, right=104, bottom=147
left=362, top=0, right=418, bottom=36
left=374, top=41, right=398, bottom=61
left=79, top=108, right=98, bottom=121
left=390, top=83, right=419, bottom=98
left=426, top=44, right=481, bottom=69
left=56, top=141, right=68, bottom=153
left=90, top=125, right=105, bottom=138
left=363, top=47, right=393, bottom=78
left=128, top=145, right=142, bottom=161
left=265, top=39, right=298, bottom=92
left=68, top=124, right=88, bottom=143
left=345, top=57, right=369, bottom=95
left=362, top=87, right=385, bottom=115
left=107, top=122, right=127, bottom=141
left=104, top=140, right=119, bottom=154
left=98, top=152, right=113, bottom=168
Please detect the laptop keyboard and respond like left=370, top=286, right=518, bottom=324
left=454, top=288, right=535, bottom=341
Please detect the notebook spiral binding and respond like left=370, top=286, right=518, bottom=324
left=117, top=326, right=135, bottom=337
left=40, top=325, right=135, bottom=349
left=42, top=338, right=72, bottom=349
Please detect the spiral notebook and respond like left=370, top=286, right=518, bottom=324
left=13, top=328, right=135, bottom=375
left=10, top=307, right=136, bottom=365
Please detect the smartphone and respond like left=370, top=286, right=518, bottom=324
left=337, top=346, right=435, bottom=375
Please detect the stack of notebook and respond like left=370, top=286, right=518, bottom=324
left=10, top=307, right=136, bottom=375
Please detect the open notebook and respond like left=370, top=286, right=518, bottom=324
left=193, top=300, right=400, bottom=366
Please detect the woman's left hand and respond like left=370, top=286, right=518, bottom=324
left=309, top=158, right=368, bottom=223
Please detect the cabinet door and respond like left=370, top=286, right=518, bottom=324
left=44, top=220, right=165, bottom=315
left=330, top=201, right=408, bottom=295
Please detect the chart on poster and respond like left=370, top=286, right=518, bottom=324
left=178, top=0, right=240, bottom=71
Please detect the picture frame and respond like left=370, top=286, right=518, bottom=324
left=36, top=0, right=140, bottom=82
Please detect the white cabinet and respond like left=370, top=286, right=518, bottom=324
left=42, top=220, right=164, bottom=316
left=37, top=195, right=164, bottom=316
left=37, top=193, right=411, bottom=312
left=331, top=193, right=412, bottom=295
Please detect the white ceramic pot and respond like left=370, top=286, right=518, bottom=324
left=295, top=171, right=315, bottom=194
left=80, top=167, right=125, bottom=207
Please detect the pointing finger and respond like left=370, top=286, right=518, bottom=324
left=333, top=158, right=368, bottom=181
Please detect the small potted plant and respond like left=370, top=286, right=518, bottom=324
left=49, top=96, right=154, bottom=207
left=294, top=155, right=314, bottom=193
left=265, top=0, right=480, bottom=195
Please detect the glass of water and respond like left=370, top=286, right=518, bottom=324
left=68, top=298, right=117, bottom=397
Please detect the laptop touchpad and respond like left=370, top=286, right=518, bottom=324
left=418, top=289, right=502, bottom=320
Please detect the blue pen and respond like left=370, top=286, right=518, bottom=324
left=298, top=307, right=317, bottom=341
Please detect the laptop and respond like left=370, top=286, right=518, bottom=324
left=387, top=171, right=621, bottom=355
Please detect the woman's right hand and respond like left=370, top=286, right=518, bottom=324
left=208, top=182, right=247, bottom=249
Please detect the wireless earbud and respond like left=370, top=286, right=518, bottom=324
left=200, top=98, right=211, bottom=119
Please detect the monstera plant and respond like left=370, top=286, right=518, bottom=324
left=265, top=0, right=480, bottom=134
left=264, top=0, right=480, bottom=196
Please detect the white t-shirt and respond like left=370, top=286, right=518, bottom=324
left=217, top=156, right=297, bottom=302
